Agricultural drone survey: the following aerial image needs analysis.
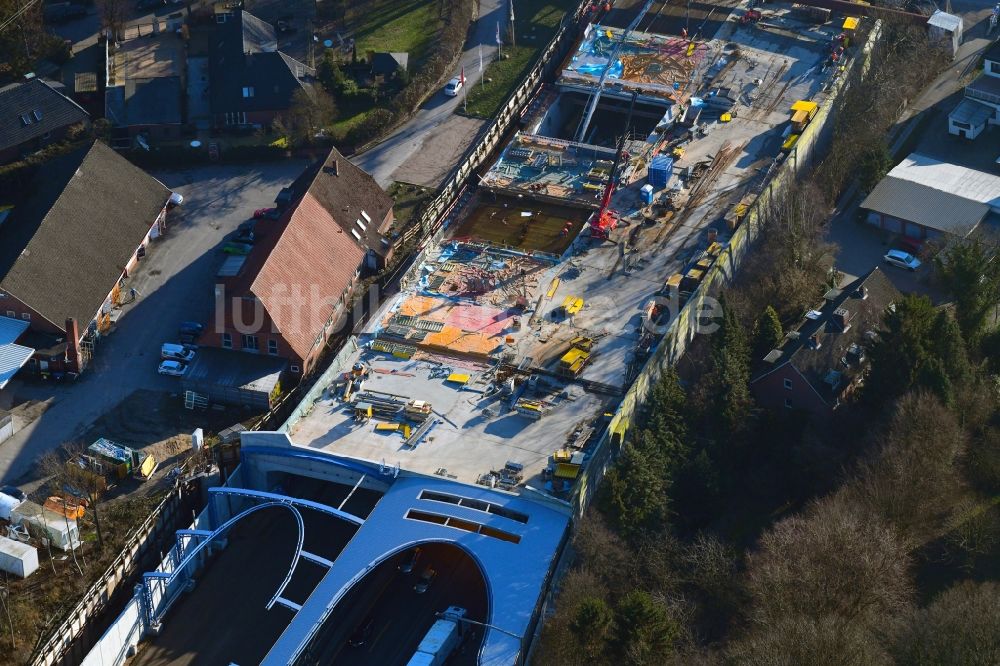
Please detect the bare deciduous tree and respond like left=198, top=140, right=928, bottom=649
left=894, top=581, right=1000, bottom=665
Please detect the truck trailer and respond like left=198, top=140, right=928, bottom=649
left=406, top=606, right=467, bottom=666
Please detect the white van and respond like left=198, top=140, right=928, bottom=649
left=161, top=343, right=195, bottom=362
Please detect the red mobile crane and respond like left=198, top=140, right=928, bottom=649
left=590, top=91, right=638, bottom=241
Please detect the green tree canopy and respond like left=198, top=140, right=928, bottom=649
left=934, top=239, right=1000, bottom=343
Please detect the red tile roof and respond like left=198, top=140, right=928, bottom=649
left=232, top=191, right=364, bottom=360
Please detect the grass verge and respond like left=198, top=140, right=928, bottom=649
left=462, top=0, right=578, bottom=118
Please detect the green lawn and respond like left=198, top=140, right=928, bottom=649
left=463, top=0, right=579, bottom=118
left=349, top=0, right=443, bottom=65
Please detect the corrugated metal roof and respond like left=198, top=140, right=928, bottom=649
left=888, top=153, right=1000, bottom=208
left=0, top=342, right=33, bottom=389
left=0, top=315, right=28, bottom=346
left=928, top=10, right=961, bottom=31
left=861, top=176, right=988, bottom=235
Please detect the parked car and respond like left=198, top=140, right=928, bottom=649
left=347, top=615, right=376, bottom=648
left=179, top=321, right=204, bottom=335
left=223, top=242, right=253, bottom=255
left=253, top=207, right=281, bottom=220
left=44, top=2, right=87, bottom=23
left=158, top=360, right=187, bottom=377
left=898, top=236, right=923, bottom=256
left=443, top=77, right=463, bottom=97
left=414, top=567, right=436, bottom=594
left=161, top=343, right=196, bottom=362
left=883, top=249, right=921, bottom=271
left=0, top=486, right=26, bottom=502
left=234, top=229, right=256, bottom=244
left=398, top=547, right=422, bottom=574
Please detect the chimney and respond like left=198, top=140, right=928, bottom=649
left=65, top=317, right=82, bottom=373
left=332, top=159, right=339, bottom=176
left=833, top=307, right=852, bottom=332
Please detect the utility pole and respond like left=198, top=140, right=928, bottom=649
left=510, top=0, right=516, bottom=49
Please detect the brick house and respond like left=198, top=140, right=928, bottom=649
left=750, top=268, right=900, bottom=418
left=0, top=140, right=172, bottom=376
left=0, top=77, right=90, bottom=165
left=209, top=11, right=315, bottom=129
left=206, top=148, right=393, bottom=376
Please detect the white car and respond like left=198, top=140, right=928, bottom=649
left=443, top=77, right=463, bottom=97
left=883, top=249, right=921, bottom=271
left=158, top=360, right=187, bottom=377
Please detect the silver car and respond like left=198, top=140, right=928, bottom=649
left=883, top=249, right=921, bottom=271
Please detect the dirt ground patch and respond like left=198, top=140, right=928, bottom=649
left=75, top=389, right=262, bottom=495
left=448, top=196, right=589, bottom=255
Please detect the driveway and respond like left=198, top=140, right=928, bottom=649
left=351, top=0, right=508, bottom=188
left=0, top=161, right=306, bottom=484
left=827, top=197, right=947, bottom=303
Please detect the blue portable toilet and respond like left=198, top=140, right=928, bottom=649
left=640, top=184, right=655, bottom=204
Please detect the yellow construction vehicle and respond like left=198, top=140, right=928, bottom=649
left=557, top=336, right=594, bottom=377
left=790, top=100, right=818, bottom=133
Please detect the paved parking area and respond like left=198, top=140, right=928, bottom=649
left=827, top=199, right=947, bottom=303
left=0, top=161, right=306, bottom=484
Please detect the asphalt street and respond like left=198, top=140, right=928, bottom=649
left=0, top=162, right=306, bottom=484
left=351, top=0, right=506, bottom=188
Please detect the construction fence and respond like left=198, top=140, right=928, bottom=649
left=30, top=485, right=199, bottom=666
left=567, top=20, right=885, bottom=521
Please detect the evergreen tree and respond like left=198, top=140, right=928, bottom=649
left=603, top=439, right=668, bottom=538
left=713, top=296, right=752, bottom=435
left=753, top=305, right=784, bottom=361
left=935, top=239, right=1000, bottom=343
left=570, top=597, right=613, bottom=659
left=612, top=590, right=679, bottom=663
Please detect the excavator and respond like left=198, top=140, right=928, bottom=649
left=589, top=91, right=638, bottom=241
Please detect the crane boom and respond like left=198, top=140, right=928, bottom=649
left=590, top=91, right=637, bottom=240
left=573, top=0, right=657, bottom=144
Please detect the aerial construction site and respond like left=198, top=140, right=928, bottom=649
left=289, top=0, right=865, bottom=499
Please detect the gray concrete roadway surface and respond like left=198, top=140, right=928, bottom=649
left=350, top=0, right=512, bottom=188
left=0, top=161, right=306, bottom=484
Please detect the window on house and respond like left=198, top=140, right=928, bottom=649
left=19, top=114, right=30, bottom=126
left=242, top=87, right=255, bottom=98
left=991, top=61, right=1000, bottom=74
left=268, top=339, right=278, bottom=355
left=784, top=398, right=793, bottom=409
left=241, top=334, right=259, bottom=351
left=32, top=110, right=42, bottom=122
left=5, top=311, right=14, bottom=319
left=222, top=332, right=232, bottom=348
left=784, top=378, right=793, bottom=390
left=290, top=364, right=300, bottom=373
left=20, top=313, right=30, bottom=321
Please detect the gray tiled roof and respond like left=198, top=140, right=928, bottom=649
left=209, top=11, right=313, bottom=116
left=860, top=176, right=988, bottom=236
left=0, top=78, right=90, bottom=154
left=0, top=141, right=170, bottom=330
left=753, top=268, right=901, bottom=404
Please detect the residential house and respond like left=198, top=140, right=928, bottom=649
left=209, top=11, right=315, bottom=129
left=860, top=152, right=1000, bottom=240
left=750, top=268, right=901, bottom=417
left=0, top=140, right=172, bottom=376
left=277, top=147, right=397, bottom=271
left=0, top=77, right=90, bottom=164
left=949, top=39, right=1000, bottom=139
left=205, top=147, right=394, bottom=377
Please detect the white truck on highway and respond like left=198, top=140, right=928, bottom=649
left=406, top=606, right=467, bottom=666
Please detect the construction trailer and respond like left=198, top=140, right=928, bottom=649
left=10, top=501, right=81, bottom=551
left=0, top=534, right=39, bottom=578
